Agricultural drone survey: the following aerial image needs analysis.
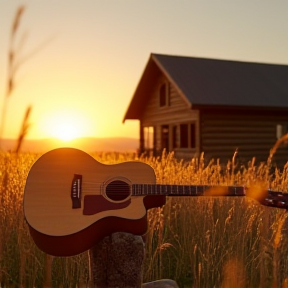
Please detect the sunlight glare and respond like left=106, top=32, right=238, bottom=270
left=40, top=110, right=95, bottom=141
left=55, top=122, right=79, bottom=141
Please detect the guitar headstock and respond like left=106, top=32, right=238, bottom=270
left=262, top=190, right=288, bottom=209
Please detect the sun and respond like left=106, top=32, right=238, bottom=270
left=40, top=109, right=95, bottom=141
left=54, top=122, right=79, bottom=141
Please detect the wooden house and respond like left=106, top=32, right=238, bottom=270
left=123, top=53, right=288, bottom=165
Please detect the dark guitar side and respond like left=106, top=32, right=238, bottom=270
left=27, top=195, right=166, bottom=256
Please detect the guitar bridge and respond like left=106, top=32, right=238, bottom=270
left=71, top=174, right=82, bottom=209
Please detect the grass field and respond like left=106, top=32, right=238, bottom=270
left=0, top=145, right=288, bottom=288
left=2, top=5, right=288, bottom=287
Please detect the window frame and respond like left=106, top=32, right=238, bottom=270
left=276, top=123, right=288, bottom=140
left=143, top=126, right=155, bottom=150
left=159, top=82, right=170, bottom=107
left=174, top=122, right=197, bottom=150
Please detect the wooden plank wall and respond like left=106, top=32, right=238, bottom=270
left=141, top=75, right=199, bottom=154
left=200, top=110, right=288, bottom=166
left=141, top=76, right=194, bottom=125
left=139, top=73, right=288, bottom=167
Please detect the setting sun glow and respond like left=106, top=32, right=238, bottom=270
left=54, top=122, right=79, bottom=141
left=40, top=110, right=95, bottom=141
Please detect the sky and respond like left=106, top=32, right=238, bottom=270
left=0, top=0, right=288, bottom=141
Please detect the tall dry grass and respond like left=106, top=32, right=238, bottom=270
left=0, top=5, right=33, bottom=153
left=0, top=136, right=288, bottom=287
left=1, top=4, right=50, bottom=153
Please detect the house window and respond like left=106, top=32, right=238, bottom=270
left=177, top=122, right=197, bottom=149
left=276, top=124, right=288, bottom=139
left=180, top=124, right=188, bottom=148
left=159, top=83, right=169, bottom=107
left=144, top=126, right=154, bottom=149
left=161, top=125, right=169, bottom=150
left=172, top=125, right=178, bottom=148
left=190, top=123, right=196, bottom=148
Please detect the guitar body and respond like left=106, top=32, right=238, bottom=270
left=24, top=148, right=165, bottom=256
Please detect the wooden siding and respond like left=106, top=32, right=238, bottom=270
left=141, top=76, right=195, bottom=124
left=135, top=72, right=288, bottom=166
left=200, top=110, right=288, bottom=166
left=140, top=75, right=200, bottom=155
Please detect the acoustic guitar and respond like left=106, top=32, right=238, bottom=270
left=23, top=147, right=287, bottom=256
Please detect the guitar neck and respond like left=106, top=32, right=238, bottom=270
left=132, top=184, right=288, bottom=209
left=132, top=184, right=245, bottom=196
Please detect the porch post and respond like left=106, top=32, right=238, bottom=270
left=139, top=120, right=144, bottom=154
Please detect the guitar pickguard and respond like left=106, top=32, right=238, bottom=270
left=83, top=195, right=131, bottom=215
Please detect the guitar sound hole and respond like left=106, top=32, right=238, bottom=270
left=106, top=180, right=131, bottom=201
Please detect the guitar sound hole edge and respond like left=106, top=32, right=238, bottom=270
left=105, top=179, right=132, bottom=203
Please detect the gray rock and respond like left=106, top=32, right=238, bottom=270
left=89, top=232, right=178, bottom=288
left=89, top=232, right=145, bottom=288
left=142, top=279, right=179, bottom=288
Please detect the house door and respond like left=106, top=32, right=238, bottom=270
left=161, top=125, right=169, bottom=151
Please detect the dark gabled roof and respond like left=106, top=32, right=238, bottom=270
left=124, top=53, right=288, bottom=121
left=153, top=53, right=288, bottom=107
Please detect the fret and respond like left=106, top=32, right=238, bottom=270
left=182, top=185, right=186, bottom=195
left=175, top=185, right=179, bottom=195
left=136, top=184, right=139, bottom=195
left=189, top=186, right=197, bottom=195
left=166, top=185, right=171, bottom=195
left=156, top=184, right=161, bottom=195
left=184, top=185, right=190, bottom=195
left=164, top=185, right=168, bottom=195
left=227, top=186, right=245, bottom=196
left=172, top=185, right=177, bottom=195
left=182, top=186, right=186, bottom=195
left=143, top=184, right=147, bottom=195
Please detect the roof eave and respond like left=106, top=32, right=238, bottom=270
left=123, top=54, right=155, bottom=122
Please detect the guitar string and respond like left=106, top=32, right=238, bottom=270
left=78, top=182, right=243, bottom=196
left=82, top=182, right=138, bottom=196
left=82, top=183, right=143, bottom=196
left=81, top=181, right=239, bottom=187
left=72, top=180, right=282, bottom=201
left=80, top=182, right=206, bottom=196
left=81, top=182, right=244, bottom=187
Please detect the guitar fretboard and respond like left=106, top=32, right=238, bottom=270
left=132, top=184, right=245, bottom=196
left=132, top=184, right=288, bottom=209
